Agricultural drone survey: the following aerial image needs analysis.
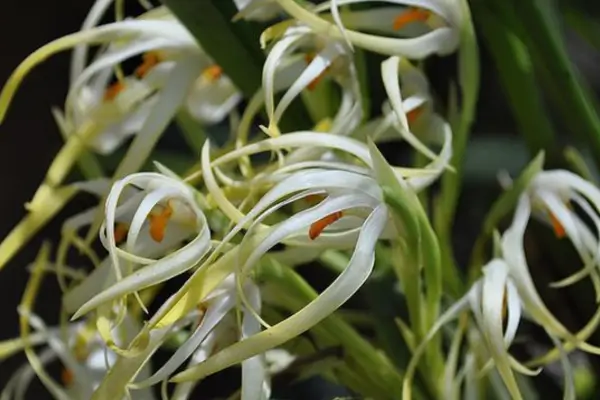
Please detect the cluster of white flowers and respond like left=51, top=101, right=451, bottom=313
left=1, top=0, right=600, bottom=399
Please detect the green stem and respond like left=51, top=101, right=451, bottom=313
left=434, top=0, right=480, bottom=292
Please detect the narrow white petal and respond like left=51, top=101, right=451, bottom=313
left=263, top=31, right=307, bottom=127
left=241, top=194, right=377, bottom=274
left=330, top=0, right=354, bottom=50
left=172, top=205, right=388, bottom=382
left=241, top=283, right=270, bottom=400
left=70, top=0, right=115, bottom=83
left=480, top=261, right=522, bottom=400
left=4, top=348, right=56, bottom=400
left=502, top=195, right=571, bottom=337
left=24, top=313, right=95, bottom=398
left=67, top=37, right=174, bottom=114
left=406, top=114, right=453, bottom=190
left=211, top=132, right=372, bottom=168
left=403, top=290, right=471, bottom=400
left=73, top=222, right=210, bottom=319
left=65, top=223, right=197, bottom=314
left=538, top=191, right=587, bottom=260
left=125, top=186, right=181, bottom=252
left=273, top=44, right=341, bottom=126
left=311, top=0, right=457, bottom=25
left=547, top=335, right=575, bottom=400
left=170, top=330, right=218, bottom=400
left=132, top=293, right=235, bottom=388
left=503, top=281, right=521, bottom=346
left=381, top=56, right=437, bottom=160
left=186, top=81, right=242, bottom=125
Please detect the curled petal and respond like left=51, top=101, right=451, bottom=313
left=171, top=205, right=388, bottom=382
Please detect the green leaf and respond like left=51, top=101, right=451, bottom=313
left=475, top=3, right=558, bottom=158
left=353, top=47, right=371, bottom=122
left=513, top=0, right=600, bottom=168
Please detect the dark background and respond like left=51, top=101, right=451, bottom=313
left=0, top=0, right=94, bottom=335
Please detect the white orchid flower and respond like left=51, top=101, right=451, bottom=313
left=502, top=194, right=600, bottom=349
left=403, top=257, right=570, bottom=400
left=2, top=311, right=155, bottom=400
left=65, top=8, right=241, bottom=155
left=0, top=6, right=241, bottom=159
left=57, top=131, right=451, bottom=392
left=164, top=129, right=451, bottom=383
left=262, top=24, right=362, bottom=136
left=404, top=194, right=600, bottom=400
left=202, top=126, right=452, bottom=232
left=272, top=0, right=462, bottom=58
left=65, top=172, right=211, bottom=325
left=66, top=272, right=269, bottom=399
left=354, top=55, right=447, bottom=170
left=524, top=169, right=600, bottom=296
left=74, top=304, right=205, bottom=399
left=127, top=275, right=270, bottom=400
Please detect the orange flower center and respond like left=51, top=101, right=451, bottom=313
left=148, top=202, right=174, bottom=243
left=202, top=65, right=223, bottom=82
left=135, top=51, right=163, bottom=78
left=61, top=368, right=74, bottom=387
left=406, top=106, right=424, bottom=125
left=103, top=81, right=125, bottom=102
left=393, top=7, right=431, bottom=30
left=309, top=211, right=344, bottom=240
left=113, top=222, right=129, bottom=244
left=304, top=53, right=331, bottom=91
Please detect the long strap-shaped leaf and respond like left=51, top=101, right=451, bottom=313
left=475, top=2, right=558, bottom=159
left=515, top=0, right=600, bottom=167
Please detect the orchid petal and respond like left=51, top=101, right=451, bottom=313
left=171, top=205, right=388, bottom=382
